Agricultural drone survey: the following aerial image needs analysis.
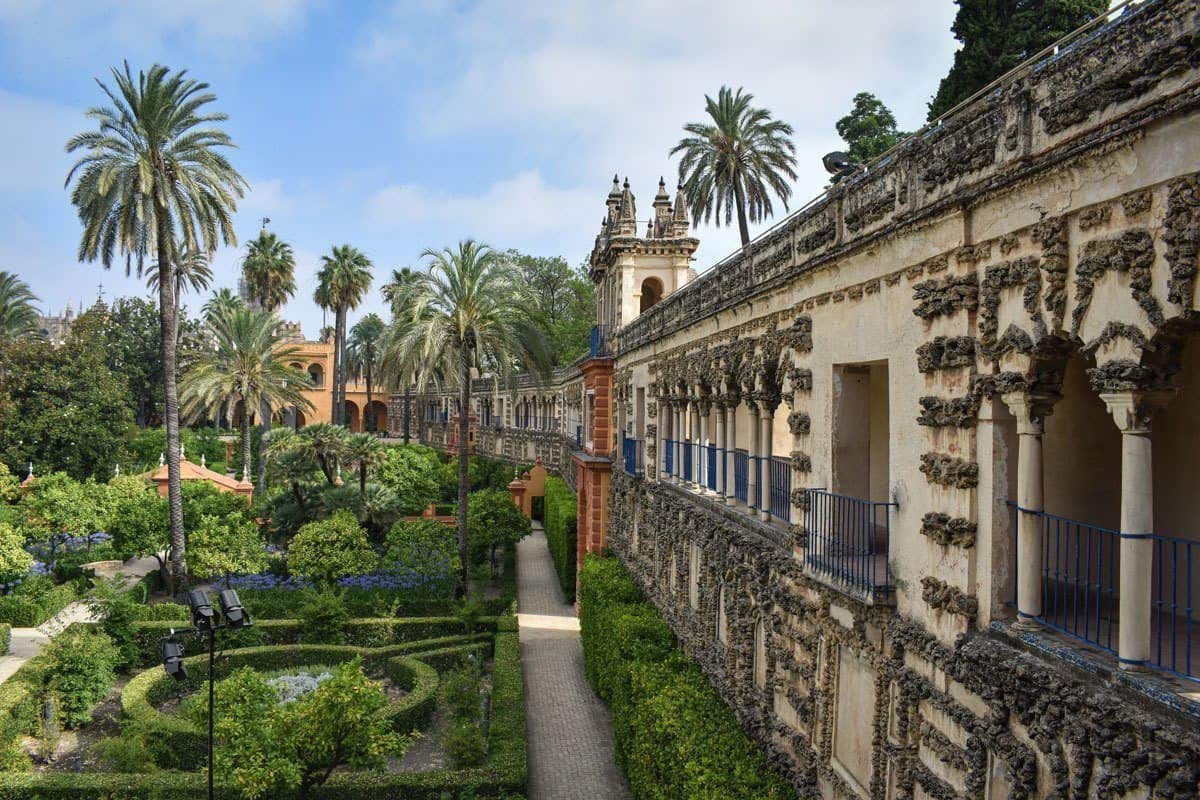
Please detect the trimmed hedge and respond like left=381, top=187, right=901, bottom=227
left=542, top=477, right=577, bottom=603
left=0, top=579, right=82, bottom=627
left=129, top=616, right=500, bottom=667
left=0, top=624, right=9, bottom=656
left=578, top=556, right=797, bottom=799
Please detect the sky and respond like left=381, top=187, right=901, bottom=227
left=0, top=0, right=959, bottom=336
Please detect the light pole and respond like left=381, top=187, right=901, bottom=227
left=162, top=588, right=252, bottom=800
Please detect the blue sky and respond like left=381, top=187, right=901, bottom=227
left=0, top=0, right=958, bottom=335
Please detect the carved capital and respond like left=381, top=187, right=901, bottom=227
left=1099, top=390, right=1175, bottom=434
left=1001, top=391, right=1057, bottom=435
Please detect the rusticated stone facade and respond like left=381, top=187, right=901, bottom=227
left=402, top=2, right=1200, bottom=797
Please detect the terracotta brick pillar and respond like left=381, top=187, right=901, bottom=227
left=573, top=355, right=614, bottom=597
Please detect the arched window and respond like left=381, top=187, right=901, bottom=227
left=307, top=363, right=325, bottom=387
left=639, top=277, right=664, bottom=314
left=753, top=618, right=767, bottom=689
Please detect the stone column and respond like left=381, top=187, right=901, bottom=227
left=715, top=404, right=727, bottom=496
left=672, top=401, right=683, bottom=484
left=698, top=400, right=711, bottom=493
left=688, top=398, right=700, bottom=488
left=725, top=400, right=738, bottom=506
left=1101, top=390, right=1172, bottom=670
left=759, top=402, right=774, bottom=522
left=1002, top=392, right=1055, bottom=630
left=747, top=403, right=760, bottom=513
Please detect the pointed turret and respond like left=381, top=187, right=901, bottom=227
left=616, top=177, right=638, bottom=236
left=671, top=181, right=691, bottom=236
left=651, top=176, right=673, bottom=238
left=605, top=173, right=622, bottom=221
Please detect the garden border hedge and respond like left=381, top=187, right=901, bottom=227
left=0, top=619, right=526, bottom=798
left=542, top=476, right=577, bottom=603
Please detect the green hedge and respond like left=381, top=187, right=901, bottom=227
left=0, top=624, right=9, bottom=656
left=0, top=774, right=527, bottom=799
left=0, top=579, right=82, bottom=627
left=129, top=616, right=500, bottom=667
left=578, top=556, right=796, bottom=800
left=542, top=477, right=577, bottom=603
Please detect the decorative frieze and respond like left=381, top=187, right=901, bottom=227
left=912, top=275, right=980, bottom=320
left=917, top=396, right=980, bottom=428
left=1164, top=173, right=1200, bottom=312
left=916, top=336, right=977, bottom=373
left=920, top=576, right=979, bottom=621
left=919, top=512, right=977, bottom=549
left=1071, top=229, right=1163, bottom=333
left=919, top=453, right=979, bottom=489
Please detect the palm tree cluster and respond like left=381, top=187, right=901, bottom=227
left=315, top=245, right=373, bottom=428
left=65, top=62, right=247, bottom=591
left=0, top=272, right=42, bottom=343
left=381, top=239, right=548, bottom=597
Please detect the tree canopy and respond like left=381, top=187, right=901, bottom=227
left=835, top=92, right=908, bottom=170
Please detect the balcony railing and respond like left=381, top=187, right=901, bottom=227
left=703, top=445, right=718, bottom=492
left=622, top=436, right=643, bottom=475
left=1010, top=504, right=1197, bottom=682
left=803, top=489, right=894, bottom=603
left=576, top=425, right=583, bottom=447
left=769, top=455, right=792, bottom=522
left=734, top=449, right=748, bottom=505
left=682, top=440, right=693, bottom=483
left=588, top=324, right=611, bottom=358
left=664, top=438, right=674, bottom=475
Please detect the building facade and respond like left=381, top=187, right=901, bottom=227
left=277, top=322, right=389, bottom=432
left=397, top=2, right=1200, bottom=796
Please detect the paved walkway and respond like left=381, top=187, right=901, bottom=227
left=517, top=523, right=630, bottom=800
left=0, top=553, right=161, bottom=684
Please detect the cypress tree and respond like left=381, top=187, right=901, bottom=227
left=928, top=0, right=1110, bottom=120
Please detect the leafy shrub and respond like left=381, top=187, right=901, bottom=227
left=542, top=477, right=577, bottom=602
left=88, top=733, right=158, bottom=773
left=0, top=524, right=32, bottom=588
left=444, top=721, right=486, bottom=768
left=383, top=519, right=457, bottom=597
left=288, top=510, right=376, bottom=587
left=108, top=489, right=168, bottom=574
left=466, top=490, right=530, bottom=572
left=299, top=592, right=350, bottom=645
left=0, top=576, right=81, bottom=627
left=578, top=556, right=796, bottom=800
left=375, top=446, right=442, bottom=513
left=0, top=624, right=9, bottom=656
left=43, top=629, right=117, bottom=728
left=127, top=602, right=190, bottom=622
left=441, top=667, right=480, bottom=721
left=187, top=513, right=267, bottom=585
left=88, top=578, right=145, bottom=670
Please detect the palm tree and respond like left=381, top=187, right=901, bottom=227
left=242, top=228, right=298, bottom=489
left=203, top=288, right=244, bottom=321
left=0, top=272, right=41, bottom=343
left=314, top=245, right=372, bottom=427
left=382, top=239, right=548, bottom=597
left=146, top=242, right=213, bottom=344
left=180, top=306, right=313, bottom=482
left=670, top=86, right=797, bottom=247
left=65, top=62, right=247, bottom=593
left=348, top=313, right=386, bottom=432
left=382, top=268, right=423, bottom=443
left=346, top=433, right=385, bottom=495
left=242, top=230, right=297, bottom=312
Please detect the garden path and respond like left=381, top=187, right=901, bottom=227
left=517, top=522, right=630, bottom=800
left=0, top=553, right=161, bottom=685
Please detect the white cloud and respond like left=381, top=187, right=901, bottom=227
left=366, top=170, right=596, bottom=243
left=360, top=0, right=959, bottom=270
left=0, top=0, right=314, bottom=62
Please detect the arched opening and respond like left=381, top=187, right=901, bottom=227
left=345, top=400, right=361, bottom=432
left=367, top=400, right=388, bottom=433
left=293, top=408, right=307, bottom=429
left=639, top=277, right=664, bottom=314
left=307, top=363, right=325, bottom=388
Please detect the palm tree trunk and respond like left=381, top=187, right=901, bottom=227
left=334, top=309, right=347, bottom=426
left=256, top=399, right=270, bottom=494
left=156, top=215, right=185, bottom=597
left=733, top=177, right=751, bottom=247
left=365, top=366, right=374, bottom=432
left=456, top=351, right=471, bottom=599
left=241, top=399, right=253, bottom=481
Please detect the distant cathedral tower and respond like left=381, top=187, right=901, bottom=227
left=589, top=176, right=698, bottom=334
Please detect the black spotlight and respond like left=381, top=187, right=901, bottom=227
left=218, top=589, right=249, bottom=629
left=188, top=589, right=217, bottom=631
left=822, top=151, right=858, bottom=175
left=162, top=637, right=188, bottom=681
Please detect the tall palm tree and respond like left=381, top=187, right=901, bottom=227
left=314, top=245, right=372, bottom=427
left=241, top=228, right=298, bottom=489
left=346, top=432, right=385, bottom=495
left=180, top=306, right=312, bottom=482
left=382, top=268, right=423, bottom=443
left=670, top=86, right=797, bottom=247
left=0, top=272, right=41, bottom=343
left=382, top=239, right=548, bottom=597
left=65, top=62, right=247, bottom=593
left=203, top=288, right=244, bottom=321
left=348, top=313, right=385, bottom=432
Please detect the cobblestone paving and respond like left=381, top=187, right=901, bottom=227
left=518, top=524, right=630, bottom=800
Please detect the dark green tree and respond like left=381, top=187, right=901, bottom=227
left=503, top=251, right=596, bottom=365
left=836, top=92, right=908, bottom=169
left=928, top=0, right=1108, bottom=120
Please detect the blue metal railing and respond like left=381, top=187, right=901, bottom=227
left=622, top=436, right=642, bottom=475
left=1010, top=503, right=1196, bottom=682
left=804, top=489, right=894, bottom=602
left=704, top=445, right=718, bottom=491
left=734, top=449, right=748, bottom=504
left=769, top=455, right=791, bottom=521
left=588, top=324, right=611, bottom=358
left=576, top=425, right=583, bottom=447
left=664, top=438, right=674, bottom=475
left=682, top=440, right=693, bottom=483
